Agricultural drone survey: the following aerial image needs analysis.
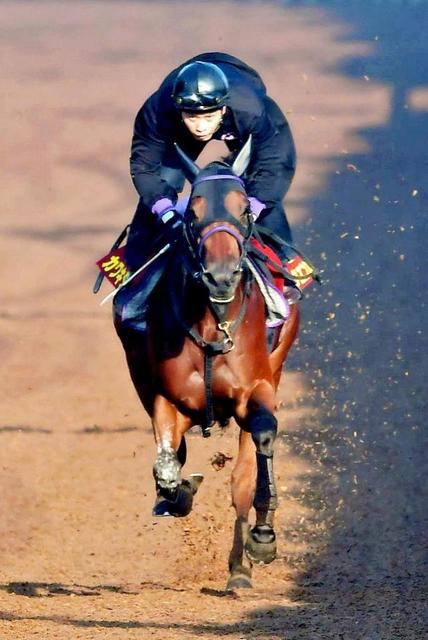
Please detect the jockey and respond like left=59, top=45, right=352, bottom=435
left=127, top=51, right=301, bottom=300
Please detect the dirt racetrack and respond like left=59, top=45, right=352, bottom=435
left=1, top=1, right=427, bottom=638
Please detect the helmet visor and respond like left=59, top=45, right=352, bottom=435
left=173, top=92, right=226, bottom=111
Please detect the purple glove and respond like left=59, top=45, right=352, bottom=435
left=152, top=198, right=182, bottom=229
left=247, top=197, right=266, bottom=220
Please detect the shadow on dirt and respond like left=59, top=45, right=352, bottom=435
left=0, top=582, right=136, bottom=598
left=0, top=425, right=52, bottom=434
left=74, top=424, right=140, bottom=434
left=0, top=607, right=301, bottom=634
left=0, top=581, right=184, bottom=599
left=271, top=0, right=428, bottom=636
left=0, top=424, right=140, bottom=435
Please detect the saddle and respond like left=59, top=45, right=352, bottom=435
left=95, top=225, right=319, bottom=333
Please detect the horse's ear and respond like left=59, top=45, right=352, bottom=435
left=231, top=135, right=252, bottom=176
left=174, top=143, right=200, bottom=183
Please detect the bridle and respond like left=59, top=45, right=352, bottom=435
left=183, top=173, right=254, bottom=304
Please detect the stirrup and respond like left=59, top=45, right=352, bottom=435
left=283, top=280, right=302, bottom=304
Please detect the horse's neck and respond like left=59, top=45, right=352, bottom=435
left=166, top=252, right=254, bottom=337
left=193, top=277, right=249, bottom=335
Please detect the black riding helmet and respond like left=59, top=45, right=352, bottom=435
left=172, top=61, right=229, bottom=112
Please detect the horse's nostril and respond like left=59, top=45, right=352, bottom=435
left=218, top=276, right=233, bottom=290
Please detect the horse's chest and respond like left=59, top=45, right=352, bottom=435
left=161, top=357, right=240, bottom=411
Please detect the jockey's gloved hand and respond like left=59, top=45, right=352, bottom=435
left=247, top=197, right=266, bottom=221
left=159, top=208, right=183, bottom=230
left=152, top=198, right=183, bottom=230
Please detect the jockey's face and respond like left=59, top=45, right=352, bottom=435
left=181, top=107, right=226, bottom=142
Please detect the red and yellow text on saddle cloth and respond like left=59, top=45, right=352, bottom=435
left=285, top=256, right=314, bottom=289
left=97, top=242, right=315, bottom=291
left=96, top=246, right=129, bottom=288
left=250, top=239, right=314, bottom=290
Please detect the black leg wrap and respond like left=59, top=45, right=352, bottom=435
left=248, top=407, right=278, bottom=513
left=249, top=407, right=278, bottom=456
left=254, top=452, right=278, bottom=512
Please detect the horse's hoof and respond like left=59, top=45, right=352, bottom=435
left=187, top=473, right=204, bottom=495
left=152, top=498, right=174, bottom=517
left=152, top=482, right=194, bottom=518
left=226, top=567, right=252, bottom=590
left=244, top=525, right=277, bottom=565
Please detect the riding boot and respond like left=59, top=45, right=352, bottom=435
left=255, top=205, right=302, bottom=302
left=125, top=200, right=159, bottom=272
left=283, top=279, right=302, bottom=304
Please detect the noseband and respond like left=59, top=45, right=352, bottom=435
left=184, top=173, right=253, bottom=303
left=198, top=224, right=244, bottom=256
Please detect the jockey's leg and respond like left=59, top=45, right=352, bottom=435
left=256, top=204, right=302, bottom=303
left=125, top=157, right=186, bottom=272
left=257, top=202, right=292, bottom=247
left=116, top=196, right=176, bottom=332
left=125, top=147, right=189, bottom=264
left=124, top=199, right=159, bottom=272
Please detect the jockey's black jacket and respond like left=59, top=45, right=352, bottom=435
left=130, top=52, right=296, bottom=213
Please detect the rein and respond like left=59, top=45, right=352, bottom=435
left=170, top=251, right=252, bottom=437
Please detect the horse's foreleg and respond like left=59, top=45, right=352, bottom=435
left=227, top=430, right=257, bottom=590
left=151, top=395, right=201, bottom=517
left=244, top=386, right=279, bottom=565
left=152, top=395, right=183, bottom=494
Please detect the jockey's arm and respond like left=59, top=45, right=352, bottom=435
left=130, top=95, right=178, bottom=211
left=244, top=101, right=296, bottom=211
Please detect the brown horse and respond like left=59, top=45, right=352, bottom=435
left=114, top=139, right=300, bottom=589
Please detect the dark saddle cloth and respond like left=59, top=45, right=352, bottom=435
left=113, top=232, right=291, bottom=333
left=113, top=248, right=173, bottom=332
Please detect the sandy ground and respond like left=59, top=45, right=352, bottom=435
left=1, top=1, right=427, bottom=638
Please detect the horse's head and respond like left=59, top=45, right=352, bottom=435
left=176, top=138, right=253, bottom=304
